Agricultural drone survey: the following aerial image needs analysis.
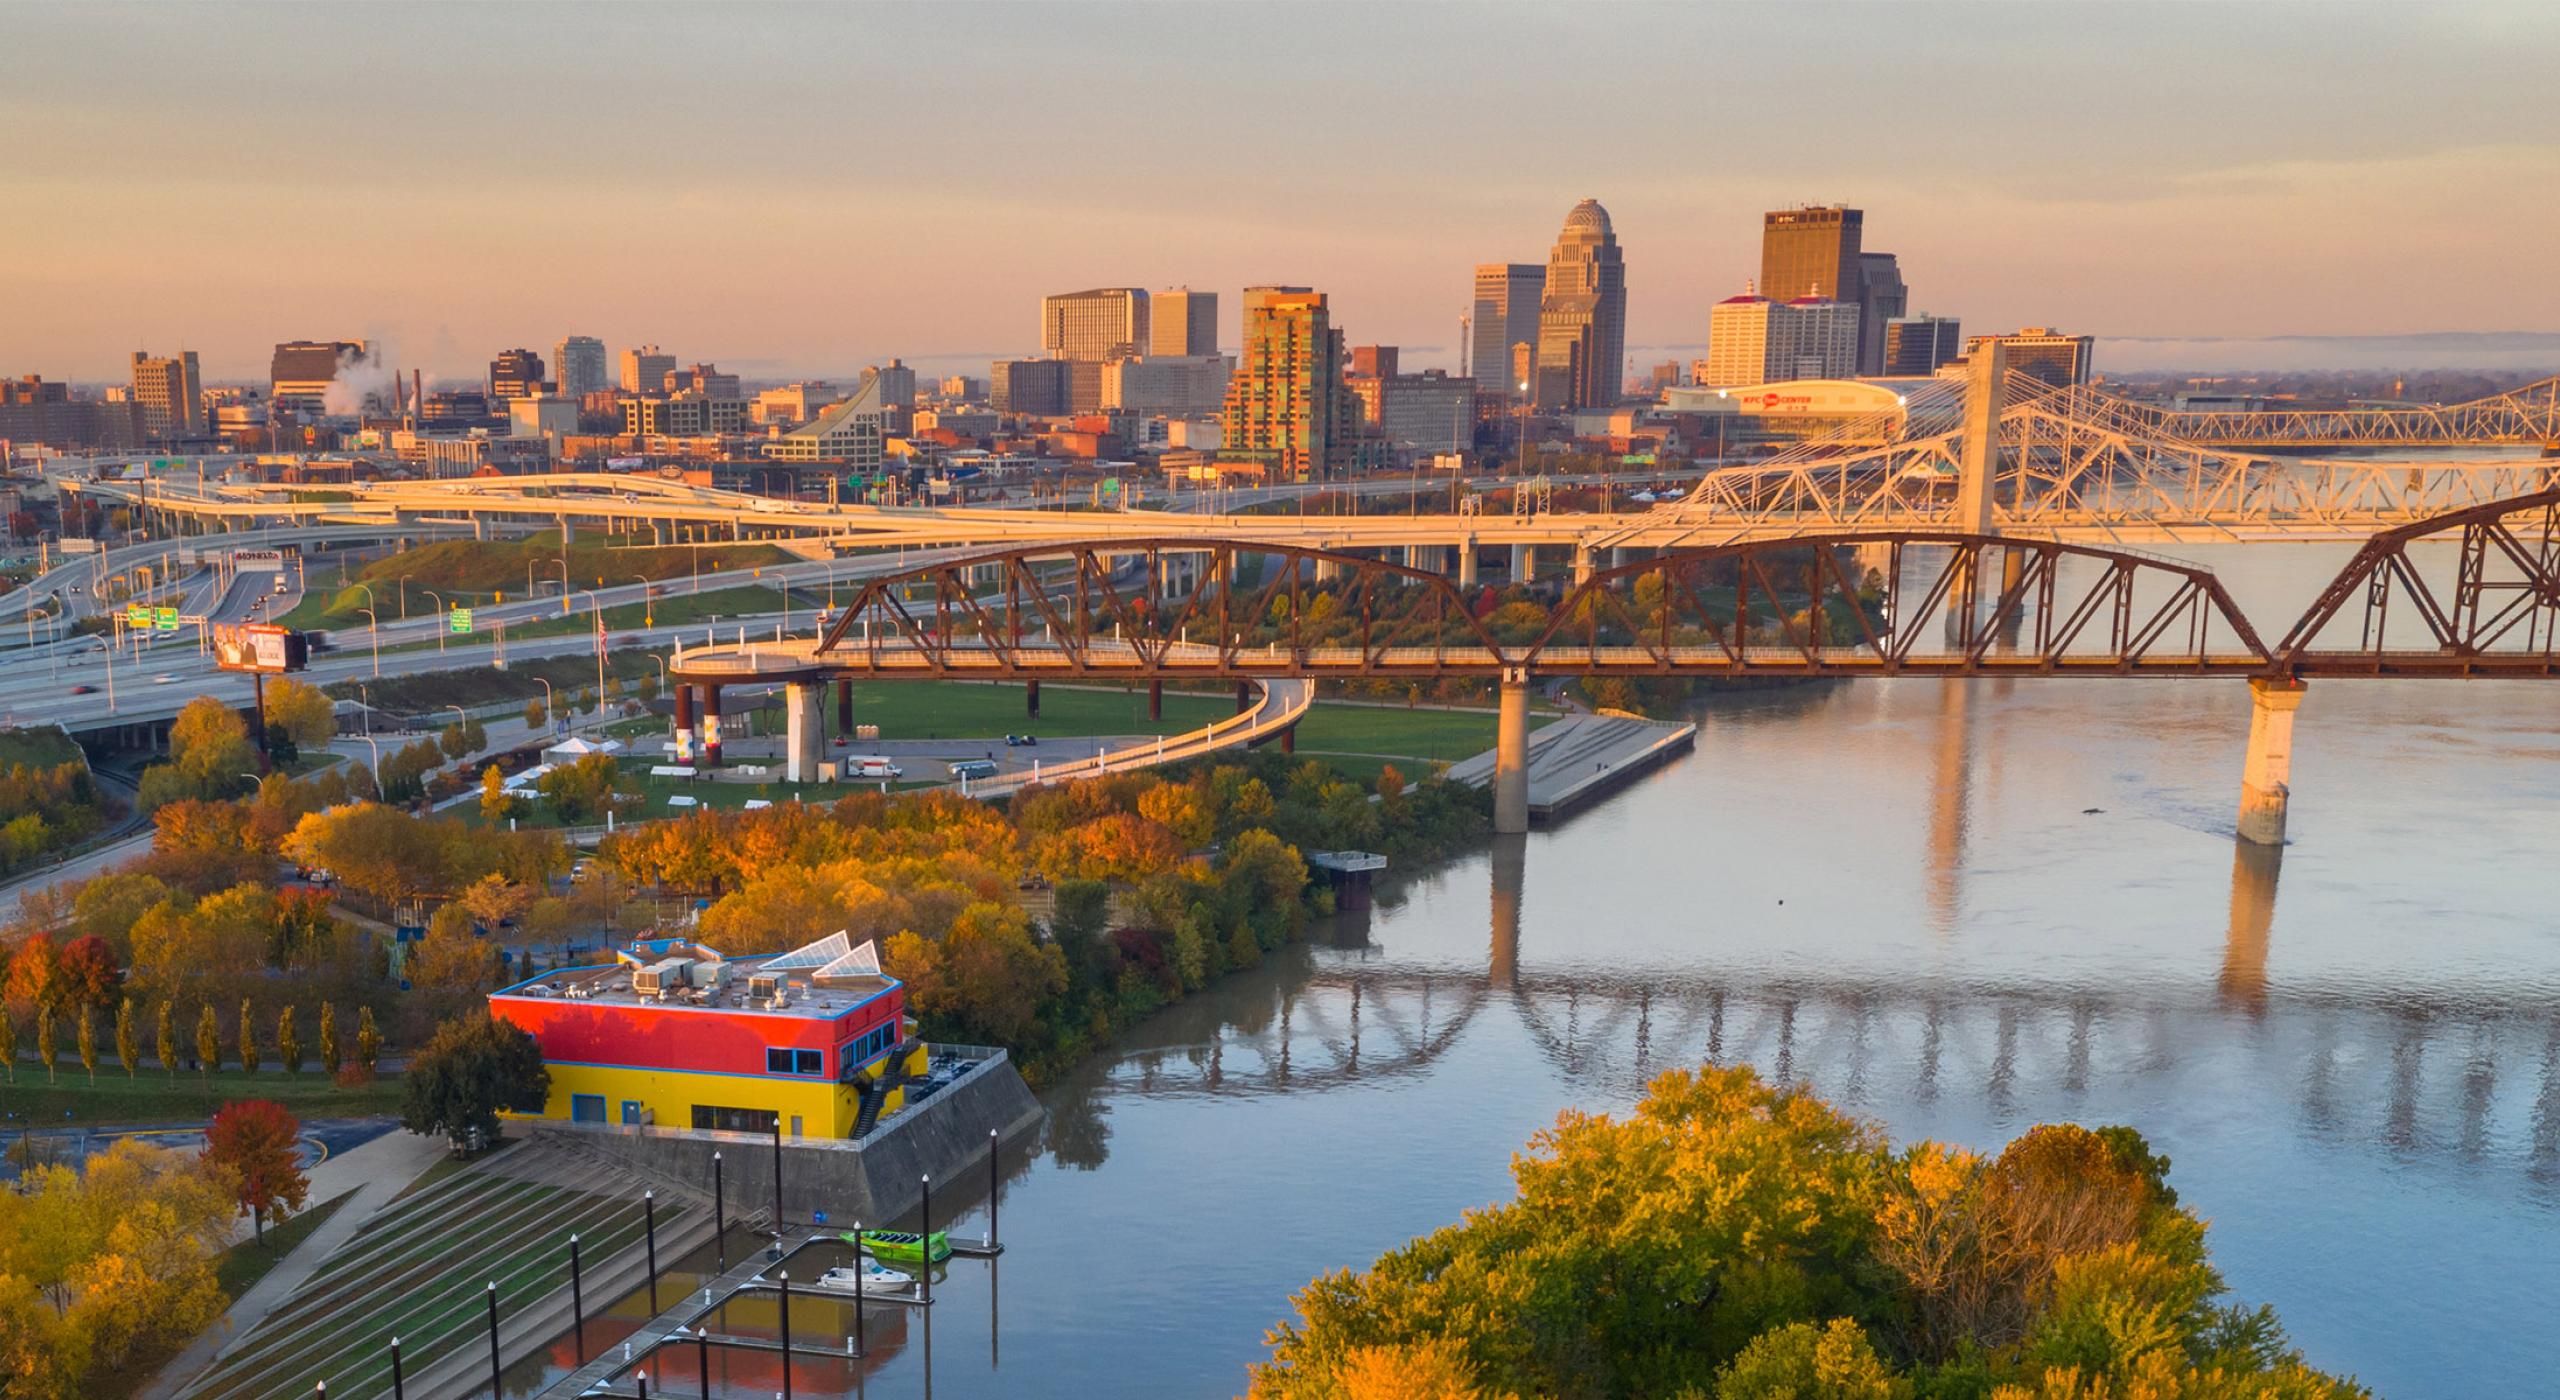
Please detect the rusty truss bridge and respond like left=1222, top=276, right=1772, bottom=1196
left=2139, top=374, right=2560, bottom=448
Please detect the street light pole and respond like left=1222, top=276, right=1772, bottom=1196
left=421, top=589, right=446, bottom=654
left=356, top=607, right=380, bottom=678
left=579, top=588, right=605, bottom=703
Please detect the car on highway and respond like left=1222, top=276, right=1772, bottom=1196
left=1004, top=733, right=1038, bottom=747
left=68, top=684, right=95, bottom=694
left=151, top=674, right=178, bottom=685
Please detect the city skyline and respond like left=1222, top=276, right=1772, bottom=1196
left=5, top=2, right=2558, bottom=383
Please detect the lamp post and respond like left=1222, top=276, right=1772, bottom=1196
left=356, top=607, right=380, bottom=679
left=580, top=588, right=606, bottom=704
left=629, top=574, right=654, bottom=629
left=421, top=589, right=446, bottom=654
left=535, top=677, right=555, bottom=733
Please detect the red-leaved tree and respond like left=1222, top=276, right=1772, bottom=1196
left=203, top=1099, right=309, bottom=1244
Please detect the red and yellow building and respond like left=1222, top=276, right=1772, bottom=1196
left=489, top=933, right=929, bottom=1138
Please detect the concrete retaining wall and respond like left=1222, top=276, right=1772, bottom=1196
left=526, top=1051, right=1044, bottom=1230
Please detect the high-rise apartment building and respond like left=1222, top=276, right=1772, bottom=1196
left=553, top=335, right=608, bottom=399
left=489, top=348, right=547, bottom=401
left=1533, top=199, right=1627, bottom=412
left=621, top=345, right=675, bottom=394
left=1884, top=315, right=1964, bottom=376
left=1469, top=263, right=1544, bottom=402
left=1152, top=288, right=1217, bottom=357
left=270, top=340, right=368, bottom=416
left=129, top=350, right=203, bottom=439
left=1373, top=371, right=1476, bottom=455
left=1042, top=288, right=1150, bottom=362
left=1965, top=328, right=2094, bottom=387
left=1221, top=286, right=1357, bottom=481
left=1857, top=253, right=1906, bottom=376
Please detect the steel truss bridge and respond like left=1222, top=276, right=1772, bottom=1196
left=2138, top=374, right=2560, bottom=448
left=666, top=488, right=2560, bottom=687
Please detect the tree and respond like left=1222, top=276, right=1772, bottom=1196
left=883, top=903, right=1066, bottom=1048
left=195, top=1002, right=220, bottom=1076
left=318, top=1003, right=341, bottom=1077
left=277, top=1006, right=303, bottom=1077
left=401, top=1015, right=549, bottom=1150
left=264, top=675, right=338, bottom=750
left=535, top=752, right=625, bottom=825
left=155, top=1000, right=176, bottom=1078
left=354, top=1007, right=382, bottom=1076
left=0, top=1008, right=16, bottom=1083
left=35, top=1005, right=54, bottom=1083
left=457, top=872, right=533, bottom=933
left=52, top=936, right=121, bottom=1013
left=203, top=1100, right=309, bottom=1244
left=523, top=698, right=547, bottom=730
left=237, top=997, right=258, bottom=1075
left=113, top=999, right=137, bottom=1079
left=438, top=722, right=471, bottom=763
left=4, top=932, right=59, bottom=1017
left=75, top=1004, right=96, bottom=1084
left=479, top=766, right=515, bottom=824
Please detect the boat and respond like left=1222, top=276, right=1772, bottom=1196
left=849, top=1228, right=951, bottom=1265
left=815, top=1262, right=915, bottom=1293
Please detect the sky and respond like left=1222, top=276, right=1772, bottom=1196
left=5, top=1, right=2557, bottom=385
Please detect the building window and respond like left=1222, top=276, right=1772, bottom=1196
left=765, top=1047, right=823, bottom=1076
left=691, top=1105, right=780, bottom=1134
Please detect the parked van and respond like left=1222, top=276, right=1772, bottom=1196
left=949, top=759, right=999, bottom=781
left=850, top=756, right=904, bottom=780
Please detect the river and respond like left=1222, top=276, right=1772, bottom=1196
left=550, top=541, right=2557, bottom=1399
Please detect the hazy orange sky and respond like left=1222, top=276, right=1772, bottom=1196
left=6, top=2, right=2556, bottom=383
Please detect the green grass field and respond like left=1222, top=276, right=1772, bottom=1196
left=0, top=725, right=85, bottom=770
left=283, top=535, right=793, bottom=629
left=215, top=1193, right=349, bottom=1298
left=5, top=1062, right=405, bottom=1126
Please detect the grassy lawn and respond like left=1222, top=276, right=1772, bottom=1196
left=1291, top=701, right=1554, bottom=765
left=215, top=1192, right=349, bottom=1297
left=285, top=535, right=793, bottom=628
left=320, top=650, right=664, bottom=711
left=0, top=725, right=85, bottom=769
left=6, top=1064, right=404, bottom=1126
left=842, top=678, right=1234, bottom=740
left=477, top=584, right=790, bottom=641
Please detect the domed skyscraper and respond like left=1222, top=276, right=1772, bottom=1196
left=1533, top=198, right=1627, bottom=411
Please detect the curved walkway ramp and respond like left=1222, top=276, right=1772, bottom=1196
left=963, top=675, right=1313, bottom=797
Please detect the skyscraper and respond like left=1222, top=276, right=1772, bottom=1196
left=1884, top=315, right=1963, bottom=376
left=1966, top=328, right=2094, bottom=387
left=621, top=345, right=674, bottom=394
left=489, top=348, right=547, bottom=401
left=1856, top=252, right=1906, bottom=376
left=129, top=350, right=203, bottom=439
left=1469, top=263, right=1544, bottom=401
left=1533, top=199, right=1627, bottom=412
left=1152, top=288, right=1217, bottom=357
left=1702, top=285, right=1859, bottom=386
left=553, top=335, right=608, bottom=399
left=270, top=339, right=368, bottom=416
left=860, top=359, right=917, bottom=410
left=1761, top=205, right=1862, bottom=304
left=1221, top=286, right=1356, bottom=481
left=1041, top=288, right=1150, bottom=362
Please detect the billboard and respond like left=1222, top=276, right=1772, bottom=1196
left=231, top=548, right=289, bottom=573
left=212, top=624, right=309, bottom=674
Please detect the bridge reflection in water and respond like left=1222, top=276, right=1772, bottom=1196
left=1072, top=769, right=2560, bottom=1189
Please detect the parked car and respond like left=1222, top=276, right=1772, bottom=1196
left=68, top=684, right=96, bottom=695
left=1004, top=733, right=1038, bottom=747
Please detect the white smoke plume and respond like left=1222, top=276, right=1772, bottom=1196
left=322, top=347, right=409, bottom=416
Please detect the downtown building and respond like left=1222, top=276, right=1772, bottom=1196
left=1700, top=287, right=1860, bottom=387
left=129, top=350, right=204, bottom=440
left=620, top=344, right=675, bottom=394
left=1532, top=199, right=1628, bottom=412
left=1104, top=354, right=1232, bottom=418
left=270, top=339, right=369, bottom=416
left=552, top=335, right=609, bottom=399
left=1884, top=315, right=1964, bottom=376
left=1221, top=285, right=1359, bottom=480
left=1151, top=288, right=1217, bottom=356
left=488, top=347, right=547, bottom=401
left=990, top=357, right=1072, bottom=416
left=1042, top=287, right=1149, bottom=413
left=763, top=377, right=887, bottom=472
left=1760, top=206, right=1908, bottom=376
left=1965, top=327, right=2095, bottom=387
left=1469, top=263, right=1545, bottom=404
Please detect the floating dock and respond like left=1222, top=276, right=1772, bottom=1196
left=1443, top=713, right=1695, bottom=822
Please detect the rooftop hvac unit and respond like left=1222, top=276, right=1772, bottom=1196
left=747, top=972, right=782, bottom=1001
left=691, top=960, right=728, bottom=989
left=632, top=957, right=690, bottom=995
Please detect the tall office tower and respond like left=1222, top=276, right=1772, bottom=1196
left=1152, top=288, right=1217, bottom=356
left=1884, top=315, right=1964, bottom=375
left=488, top=348, right=547, bottom=401
left=1965, top=327, right=2094, bottom=387
left=270, top=339, right=369, bottom=416
left=1857, top=253, right=1906, bottom=375
left=1703, top=286, right=1858, bottom=386
left=1103, top=355, right=1231, bottom=418
left=1782, top=297, right=1862, bottom=380
left=1221, top=286, right=1356, bottom=481
left=621, top=344, right=675, bottom=394
left=129, top=350, right=203, bottom=439
left=1533, top=199, right=1627, bottom=412
left=553, top=335, right=608, bottom=399
left=1703, top=289, right=1778, bottom=388
left=1470, top=263, right=1545, bottom=402
left=860, top=358, right=917, bottom=410
left=1760, top=205, right=1863, bottom=303
left=1042, top=288, right=1150, bottom=361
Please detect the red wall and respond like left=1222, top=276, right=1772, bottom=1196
left=492, top=990, right=899, bottom=1078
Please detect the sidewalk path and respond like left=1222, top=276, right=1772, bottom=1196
left=142, top=1127, right=450, bottom=1400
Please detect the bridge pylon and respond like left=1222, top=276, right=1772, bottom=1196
left=1494, top=668, right=1532, bottom=834
left=2237, top=677, right=2306, bottom=846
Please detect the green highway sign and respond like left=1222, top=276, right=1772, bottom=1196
left=450, top=607, right=473, bottom=634
left=125, top=604, right=148, bottom=628
left=153, top=606, right=179, bottom=632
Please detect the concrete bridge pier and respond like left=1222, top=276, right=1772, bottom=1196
left=700, top=684, right=724, bottom=768
left=1313, top=557, right=1345, bottom=584
left=783, top=682, right=824, bottom=783
left=837, top=679, right=854, bottom=735
left=672, top=683, right=695, bottom=762
left=1235, top=679, right=1254, bottom=714
left=1149, top=679, right=1164, bottom=721
left=1494, top=668, right=1532, bottom=834
left=1510, top=543, right=1535, bottom=581
left=2237, top=677, right=2306, bottom=845
left=1457, top=542, right=1479, bottom=588
left=1571, top=546, right=1595, bottom=587
left=558, top=514, right=576, bottom=544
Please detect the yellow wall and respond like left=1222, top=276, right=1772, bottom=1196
left=538, top=1062, right=862, bottom=1138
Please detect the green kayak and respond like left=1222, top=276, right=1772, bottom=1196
left=849, top=1228, right=950, bottom=1265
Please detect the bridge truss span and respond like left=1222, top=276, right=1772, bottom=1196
left=2275, top=487, right=2560, bottom=677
